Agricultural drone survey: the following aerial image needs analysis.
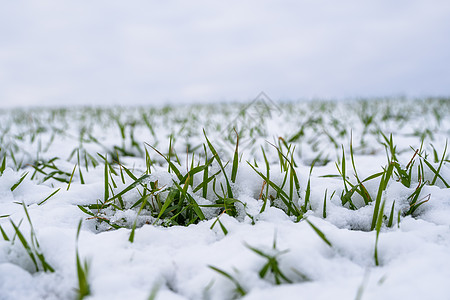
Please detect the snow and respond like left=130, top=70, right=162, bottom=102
left=0, top=98, right=450, bottom=299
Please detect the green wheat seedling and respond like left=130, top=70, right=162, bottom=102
left=74, top=220, right=91, bottom=300
left=9, top=148, right=23, bottom=171
left=31, top=157, right=73, bottom=184
left=0, top=224, right=10, bottom=240
left=302, top=162, right=314, bottom=213
left=248, top=141, right=303, bottom=220
left=210, top=212, right=229, bottom=236
left=374, top=200, right=386, bottom=266
left=10, top=202, right=54, bottom=273
left=67, top=164, right=77, bottom=190
left=258, top=146, right=271, bottom=214
left=380, top=132, right=417, bottom=188
left=129, top=188, right=153, bottom=243
left=404, top=180, right=430, bottom=216
left=208, top=266, right=247, bottom=297
left=322, top=190, right=336, bottom=219
left=334, top=144, right=383, bottom=210
left=418, top=140, right=449, bottom=187
left=370, top=162, right=394, bottom=231
left=245, top=239, right=292, bottom=285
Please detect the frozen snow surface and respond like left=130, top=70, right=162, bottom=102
left=0, top=97, right=450, bottom=300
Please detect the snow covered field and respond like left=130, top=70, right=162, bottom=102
left=0, top=97, right=449, bottom=300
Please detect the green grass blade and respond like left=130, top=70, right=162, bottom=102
left=11, top=172, right=29, bottom=192
left=75, top=220, right=91, bottom=300
left=387, top=201, right=395, bottom=228
left=0, top=225, right=10, bottom=241
left=67, top=164, right=77, bottom=191
left=231, top=129, right=239, bottom=183
left=0, top=155, right=6, bottom=175
left=208, top=266, right=246, bottom=296
left=306, top=219, right=332, bottom=247
left=38, top=188, right=61, bottom=205
left=430, top=140, right=448, bottom=186
left=10, top=220, right=39, bottom=272
left=374, top=200, right=386, bottom=266
left=106, top=174, right=151, bottom=203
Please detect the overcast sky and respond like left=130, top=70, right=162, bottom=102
left=1, top=1, right=449, bottom=108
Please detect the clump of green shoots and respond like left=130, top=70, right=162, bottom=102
left=248, top=139, right=303, bottom=221
left=245, top=237, right=292, bottom=285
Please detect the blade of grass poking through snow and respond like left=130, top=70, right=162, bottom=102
left=38, top=188, right=61, bottom=205
left=336, top=146, right=357, bottom=210
left=145, top=142, right=183, bottom=182
left=67, top=164, right=77, bottom=191
left=10, top=219, right=23, bottom=243
left=387, top=201, right=395, bottom=228
left=77, top=149, right=85, bottom=184
left=350, top=135, right=372, bottom=205
left=9, top=203, right=55, bottom=273
left=0, top=153, right=6, bottom=175
left=174, top=179, right=206, bottom=222
left=98, top=154, right=110, bottom=201
left=306, top=219, right=332, bottom=247
left=267, top=141, right=301, bottom=211
left=371, top=163, right=393, bottom=231
left=430, top=140, right=448, bottom=186
left=106, top=174, right=151, bottom=203
left=129, top=192, right=151, bottom=243
left=339, top=145, right=348, bottom=193
left=322, top=189, right=328, bottom=218
left=208, top=266, right=246, bottom=297
left=210, top=213, right=228, bottom=236
left=231, top=128, right=239, bottom=183
left=193, top=167, right=220, bottom=194
left=431, top=144, right=439, bottom=163
left=21, top=202, right=55, bottom=272
left=245, top=242, right=292, bottom=285
left=75, top=220, right=91, bottom=300
left=202, top=144, right=209, bottom=198
left=168, top=135, right=173, bottom=172
left=0, top=225, right=10, bottom=241
left=303, top=162, right=314, bottom=213
left=180, top=164, right=209, bottom=187
left=10, top=172, right=29, bottom=192
left=247, top=162, right=302, bottom=218
left=405, top=181, right=430, bottom=216
left=155, top=188, right=178, bottom=222
left=204, top=129, right=233, bottom=199
left=268, top=141, right=300, bottom=193
left=374, top=200, right=386, bottom=266
left=10, top=220, right=39, bottom=272
left=145, top=147, right=152, bottom=175
left=130, top=180, right=162, bottom=209
left=259, top=146, right=270, bottom=213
